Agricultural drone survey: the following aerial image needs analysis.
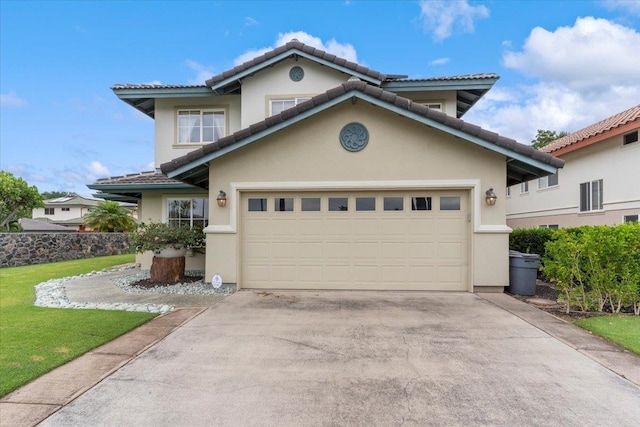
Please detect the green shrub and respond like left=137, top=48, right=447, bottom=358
left=509, top=227, right=557, bottom=257
left=542, top=223, right=640, bottom=314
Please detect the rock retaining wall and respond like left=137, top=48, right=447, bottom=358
left=0, top=233, right=131, bottom=267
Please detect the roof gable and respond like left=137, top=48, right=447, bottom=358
left=541, top=104, right=640, bottom=155
left=205, top=40, right=388, bottom=94
left=161, top=80, right=563, bottom=188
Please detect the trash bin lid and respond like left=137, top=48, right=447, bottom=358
left=520, top=253, right=541, bottom=260
left=509, top=250, right=522, bottom=257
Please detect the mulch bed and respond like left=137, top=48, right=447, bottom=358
left=508, top=280, right=606, bottom=321
left=129, top=275, right=204, bottom=289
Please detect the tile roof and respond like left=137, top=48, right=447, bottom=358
left=390, top=73, right=499, bottom=82
left=19, top=218, right=76, bottom=232
left=161, top=80, right=564, bottom=176
left=205, top=39, right=388, bottom=87
left=92, top=171, right=184, bottom=185
left=111, top=84, right=207, bottom=90
left=541, top=104, right=640, bottom=154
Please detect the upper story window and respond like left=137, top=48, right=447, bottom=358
left=61, top=207, right=70, bottom=212
left=579, top=179, right=603, bottom=212
left=422, top=103, right=442, bottom=111
left=521, top=181, right=529, bottom=194
left=177, top=110, right=225, bottom=144
left=44, top=208, right=54, bottom=215
left=538, top=173, right=559, bottom=189
left=623, top=130, right=638, bottom=146
left=270, top=98, right=310, bottom=116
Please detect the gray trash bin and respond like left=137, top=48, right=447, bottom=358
left=508, top=251, right=540, bottom=296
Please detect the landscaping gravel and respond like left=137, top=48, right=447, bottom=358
left=34, top=265, right=235, bottom=314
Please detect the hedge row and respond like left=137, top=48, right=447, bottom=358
left=538, top=224, right=640, bottom=314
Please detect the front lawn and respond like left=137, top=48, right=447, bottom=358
left=0, top=255, right=157, bottom=397
left=575, top=316, right=640, bottom=355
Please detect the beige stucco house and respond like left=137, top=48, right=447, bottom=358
left=507, top=105, right=639, bottom=229
left=90, top=40, right=563, bottom=292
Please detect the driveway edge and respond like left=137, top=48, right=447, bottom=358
left=0, top=307, right=206, bottom=427
left=478, top=293, right=640, bottom=388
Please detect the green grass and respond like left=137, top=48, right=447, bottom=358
left=0, top=255, right=157, bottom=397
left=575, top=316, right=640, bottom=355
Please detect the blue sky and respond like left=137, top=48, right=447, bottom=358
left=1, top=0, right=639, bottom=196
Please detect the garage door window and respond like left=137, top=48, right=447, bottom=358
left=274, top=198, right=293, bottom=212
left=356, top=197, right=376, bottom=211
left=248, top=198, right=268, bottom=212
left=440, top=196, right=461, bottom=210
left=384, top=197, right=404, bottom=211
left=411, top=197, right=432, bottom=211
left=301, top=198, right=321, bottom=211
left=329, top=197, right=348, bottom=211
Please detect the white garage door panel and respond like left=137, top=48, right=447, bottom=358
left=242, top=191, right=469, bottom=290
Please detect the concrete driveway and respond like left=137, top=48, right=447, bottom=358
left=41, top=291, right=640, bottom=426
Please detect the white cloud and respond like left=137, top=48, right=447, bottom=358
left=186, top=60, right=217, bottom=85
left=245, top=16, right=259, bottom=26
left=465, top=17, right=640, bottom=145
left=503, top=17, right=640, bottom=93
left=86, top=161, right=110, bottom=178
left=1, top=91, right=27, bottom=107
left=418, top=0, right=489, bottom=42
left=429, top=57, right=450, bottom=66
left=233, top=31, right=358, bottom=66
left=601, top=0, right=640, bottom=15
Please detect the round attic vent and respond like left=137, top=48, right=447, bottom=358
left=289, top=66, right=304, bottom=82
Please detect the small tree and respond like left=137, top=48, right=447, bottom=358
left=83, top=201, right=137, bottom=232
left=531, top=129, right=569, bottom=149
left=41, top=191, right=76, bottom=199
left=0, top=171, right=44, bottom=231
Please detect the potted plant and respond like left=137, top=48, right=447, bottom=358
left=130, top=221, right=205, bottom=258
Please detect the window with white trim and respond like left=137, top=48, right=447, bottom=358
left=44, top=208, right=54, bottom=215
left=61, top=207, right=70, bottom=212
left=177, top=110, right=225, bottom=144
left=623, top=214, right=638, bottom=223
left=270, top=98, right=310, bottom=116
left=167, top=198, right=209, bottom=228
left=521, top=182, right=529, bottom=193
left=421, top=103, right=442, bottom=111
left=579, top=179, right=603, bottom=212
left=538, top=173, right=559, bottom=189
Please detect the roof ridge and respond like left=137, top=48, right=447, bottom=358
left=205, top=39, right=387, bottom=87
left=161, top=81, right=563, bottom=176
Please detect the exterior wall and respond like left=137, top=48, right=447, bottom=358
left=135, top=190, right=207, bottom=271
left=507, top=131, right=640, bottom=228
left=205, top=101, right=509, bottom=291
left=390, top=90, right=458, bottom=118
left=154, top=95, right=241, bottom=167
left=0, top=232, right=130, bottom=267
left=241, top=57, right=349, bottom=128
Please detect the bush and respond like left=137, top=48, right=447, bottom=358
left=130, top=222, right=205, bottom=254
left=542, top=223, right=640, bottom=314
left=509, top=227, right=557, bottom=256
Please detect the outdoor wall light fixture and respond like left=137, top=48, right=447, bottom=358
left=217, top=190, right=227, bottom=208
left=485, top=188, right=497, bottom=206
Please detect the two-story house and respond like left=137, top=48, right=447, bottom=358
left=507, top=105, right=639, bottom=229
left=90, top=40, right=563, bottom=292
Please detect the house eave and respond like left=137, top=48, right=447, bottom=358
left=164, top=90, right=562, bottom=187
left=112, top=86, right=214, bottom=119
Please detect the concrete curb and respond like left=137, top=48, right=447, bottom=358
left=0, top=307, right=206, bottom=427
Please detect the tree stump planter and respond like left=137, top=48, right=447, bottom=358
left=150, top=256, right=186, bottom=283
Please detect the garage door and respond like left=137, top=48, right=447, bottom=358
left=241, top=191, right=469, bottom=290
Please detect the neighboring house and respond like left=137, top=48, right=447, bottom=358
left=32, top=195, right=137, bottom=231
left=507, top=105, right=639, bottom=229
left=90, top=40, right=562, bottom=292
left=18, top=218, right=76, bottom=232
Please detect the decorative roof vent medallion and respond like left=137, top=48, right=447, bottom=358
left=339, top=122, right=369, bottom=152
left=289, top=66, right=304, bottom=82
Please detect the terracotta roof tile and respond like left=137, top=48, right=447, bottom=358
left=541, top=104, right=640, bottom=153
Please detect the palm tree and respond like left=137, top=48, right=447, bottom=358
left=83, top=201, right=137, bottom=232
